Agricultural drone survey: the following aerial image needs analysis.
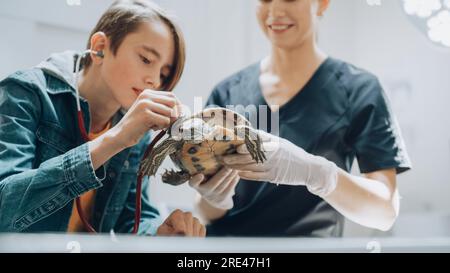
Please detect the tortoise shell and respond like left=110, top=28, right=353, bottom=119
left=171, top=126, right=245, bottom=179
left=139, top=107, right=266, bottom=186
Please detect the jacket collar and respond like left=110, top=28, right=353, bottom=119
left=35, top=51, right=128, bottom=122
left=35, top=50, right=80, bottom=95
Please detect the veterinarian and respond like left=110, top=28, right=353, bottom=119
left=188, top=0, right=411, bottom=236
left=0, top=0, right=206, bottom=236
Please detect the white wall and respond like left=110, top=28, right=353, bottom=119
left=1, top=0, right=449, bottom=237
left=347, top=0, right=450, bottom=237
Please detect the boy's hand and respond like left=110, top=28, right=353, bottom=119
left=156, top=209, right=206, bottom=237
left=110, top=90, right=180, bottom=149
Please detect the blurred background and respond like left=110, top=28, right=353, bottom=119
left=0, top=0, right=449, bottom=238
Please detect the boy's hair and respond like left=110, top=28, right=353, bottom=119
left=84, top=0, right=185, bottom=91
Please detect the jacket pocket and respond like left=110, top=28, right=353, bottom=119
left=35, top=122, right=76, bottom=162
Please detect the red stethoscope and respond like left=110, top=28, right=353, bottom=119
left=74, top=50, right=167, bottom=234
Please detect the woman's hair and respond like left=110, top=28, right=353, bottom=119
left=84, top=0, right=185, bottom=91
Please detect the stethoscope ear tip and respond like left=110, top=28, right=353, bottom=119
left=85, top=49, right=104, bottom=58
left=95, top=51, right=104, bottom=58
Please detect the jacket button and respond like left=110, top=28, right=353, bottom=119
left=124, top=160, right=130, bottom=169
left=109, top=171, right=116, bottom=179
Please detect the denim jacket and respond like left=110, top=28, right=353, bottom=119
left=0, top=51, right=162, bottom=234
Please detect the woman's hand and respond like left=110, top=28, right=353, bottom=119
left=156, top=209, right=206, bottom=237
left=223, top=130, right=339, bottom=197
left=188, top=168, right=240, bottom=210
left=110, top=90, right=180, bottom=149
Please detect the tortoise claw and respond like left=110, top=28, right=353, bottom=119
left=161, top=169, right=191, bottom=186
left=242, top=128, right=267, bottom=164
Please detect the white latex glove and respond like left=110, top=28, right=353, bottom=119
left=223, top=130, right=338, bottom=197
left=188, top=167, right=240, bottom=210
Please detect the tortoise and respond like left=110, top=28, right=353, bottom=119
left=138, top=107, right=267, bottom=186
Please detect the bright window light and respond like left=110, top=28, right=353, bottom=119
left=402, top=0, right=450, bottom=48
left=427, top=10, right=450, bottom=47
left=445, top=0, right=450, bottom=9
left=403, top=0, right=442, bottom=18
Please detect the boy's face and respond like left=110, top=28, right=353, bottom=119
left=101, top=20, right=175, bottom=110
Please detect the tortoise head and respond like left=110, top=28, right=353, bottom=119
left=170, top=117, right=212, bottom=143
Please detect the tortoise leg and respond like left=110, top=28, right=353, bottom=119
left=161, top=169, right=191, bottom=186
left=235, top=125, right=267, bottom=164
left=139, top=138, right=181, bottom=177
